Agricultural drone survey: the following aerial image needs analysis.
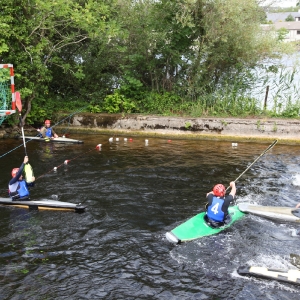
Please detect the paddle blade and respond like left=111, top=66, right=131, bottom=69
left=24, top=163, right=34, bottom=183
left=15, top=92, right=22, bottom=113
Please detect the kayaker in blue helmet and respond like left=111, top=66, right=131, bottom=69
left=205, top=181, right=236, bottom=228
left=40, top=119, right=58, bottom=141
left=8, top=156, right=35, bottom=201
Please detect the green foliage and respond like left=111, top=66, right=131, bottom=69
left=185, top=122, right=191, bottom=129
left=285, top=14, right=295, bottom=22
left=277, top=28, right=289, bottom=41
left=0, top=0, right=119, bottom=122
left=25, top=96, right=88, bottom=124
left=0, top=0, right=298, bottom=123
left=119, top=75, right=144, bottom=100
left=141, top=92, right=187, bottom=115
left=102, top=91, right=136, bottom=113
left=88, top=104, right=102, bottom=113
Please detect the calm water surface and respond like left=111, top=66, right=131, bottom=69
left=0, top=134, right=300, bottom=299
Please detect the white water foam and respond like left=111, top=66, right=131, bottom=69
left=291, top=173, right=300, bottom=186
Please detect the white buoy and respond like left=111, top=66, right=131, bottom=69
left=124, top=138, right=127, bottom=142
left=116, top=137, right=119, bottom=142
left=109, top=137, right=113, bottom=142
left=145, top=139, right=149, bottom=145
left=62, top=135, right=65, bottom=138
left=64, top=160, right=69, bottom=165
left=53, top=167, right=57, bottom=171
left=96, top=144, right=102, bottom=150
left=232, top=143, right=238, bottom=147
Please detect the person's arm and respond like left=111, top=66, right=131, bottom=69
left=40, top=127, right=46, bottom=138
left=8, top=156, right=28, bottom=184
left=206, top=191, right=213, bottom=197
left=51, top=127, right=58, bottom=138
left=205, top=193, right=213, bottom=210
left=229, top=181, right=236, bottom=198
left=296, top=203, right=300, bottom=209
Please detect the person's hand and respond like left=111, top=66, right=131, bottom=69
left=24, top=156, right=29, bottom=164
left=296, top=203, right=300, bottom=209
left=229, top=181, right=235, bottom=188
left=31, top=176, right=35, bottom=182
left=54, top=134, right=58, bottom=138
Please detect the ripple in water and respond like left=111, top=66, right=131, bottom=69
left=0, top=136, right=300, bottom=299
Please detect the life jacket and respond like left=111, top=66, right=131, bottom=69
left=207, top=196, right=225, bottom=222
left=9, top=180, right=29, bottom=200
left=45, top=127, right=53, bottom=137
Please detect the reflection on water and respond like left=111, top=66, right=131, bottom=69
left=0, top=135, right=300, bottom=299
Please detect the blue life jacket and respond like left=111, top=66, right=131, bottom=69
left=9, top=180, right=29, bottom=200
left=45, top=127, right=53, bottom=137
left=207, top=196, right=225, bottom=222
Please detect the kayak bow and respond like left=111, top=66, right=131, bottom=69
left=238, top=203, right=300, bottom=223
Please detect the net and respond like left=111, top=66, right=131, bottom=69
left=0, top=64, right=16, bottom=124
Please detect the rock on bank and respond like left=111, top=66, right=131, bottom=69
left=59, top=113, right=300, bottom=144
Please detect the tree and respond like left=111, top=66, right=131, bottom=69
left=0, top=0, right=119, bottom=123
left=285, top=14, right=295, bottom=21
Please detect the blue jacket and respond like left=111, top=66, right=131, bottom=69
left=8, top=163, right=34, bottom=200
left=207, top=196, right=225, bottom=222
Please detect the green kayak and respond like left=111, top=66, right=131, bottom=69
left=166, top=205, right=245, bottom=244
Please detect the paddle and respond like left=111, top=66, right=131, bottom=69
left=15, top=92, right=27, bottom=156
left=226, top=139, right=278, bottom=193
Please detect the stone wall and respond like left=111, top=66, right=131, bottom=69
left=2, top=113, right=300, bottom=144
left=67, top=113, right=300, bottom=143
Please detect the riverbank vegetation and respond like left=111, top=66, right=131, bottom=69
left=0, top=0, right=299, bottom=126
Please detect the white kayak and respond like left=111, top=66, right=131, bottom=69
left=20, top=136, right=83, bottom=144
left=237, top=265, right=300, bottom=285
left=238, top=203, right=300, bottom=223
left=0, top=197, right=86, bottom=212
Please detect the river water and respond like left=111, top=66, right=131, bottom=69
left=0, top=134, right=300, bottom=299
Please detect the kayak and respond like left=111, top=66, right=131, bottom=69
left=165, top=205, right=245, bottom=244
left=237, top=265, right=300, bottom=285
left=238, top=203, right=300, bottom=223
left=0, top=197, right=86, bottom=212
left=20, top=136, right=83, bottom=144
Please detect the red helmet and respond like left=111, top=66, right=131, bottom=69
left=45, top=120, right=51, bottom=125
left=11, top=168, right=19, bottom=177
left=213, top=184, right=225, bottom=197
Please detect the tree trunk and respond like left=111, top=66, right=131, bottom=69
left=22, top=94, right=35, bottom=124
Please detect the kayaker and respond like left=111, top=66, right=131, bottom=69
left=39, top=119, right=58, bottom=141
left=8, top=156, right=35, bottom=201
left=204, top=181, right=236, bottom=228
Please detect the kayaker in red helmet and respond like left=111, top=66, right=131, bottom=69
left=8, top=156, right=35, bottom=200
left=40, top=119, right=58, bottom=141
left=205, top=181, right=236, bottom=228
